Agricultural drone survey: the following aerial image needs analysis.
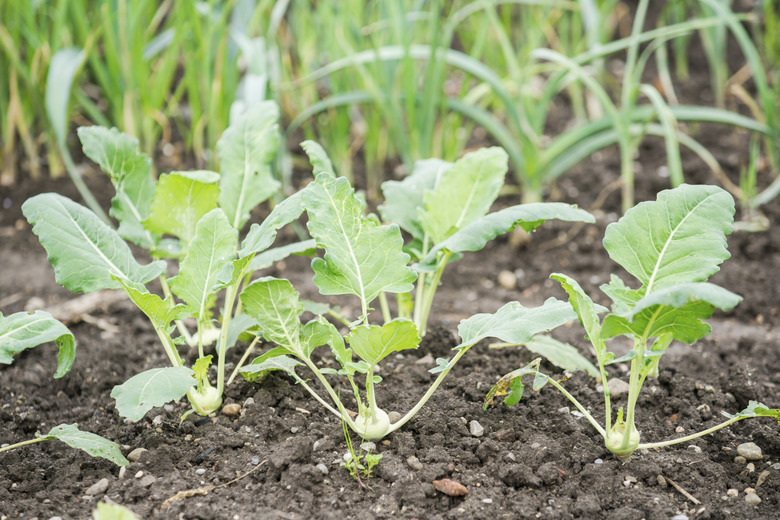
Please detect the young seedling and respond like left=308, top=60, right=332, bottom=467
left=485, top=184, right=780, bottom=459
left=22, top=101, right=313, bottom=422
left=238, top=143, right=594, bottom=440
left=0, top=423, right=128, bottom=466
left=340, top=414, right=382, bottom=488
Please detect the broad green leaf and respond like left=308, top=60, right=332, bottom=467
left=419, top=203, right=595, bottom=267
left=240, top=354, right=303, bottom=382
left=0, top=311, right=75, bottom=378
left=521, top=335, right=600, bottom=378
left=46, top=48, right=85, bottom=147
left=301, top=140, right=335, bottom=177
left=143, top=171, right=220, bottom=250
left=169, top=209, right=237, bottom=321
left=551, top=273, right=608, bottom=347
left=483, top=358, right=543, bottom=409
left=42, top=423, right=128, bottom=466
left=240, top=277, right=304, bottom=356
left=419, top=147, right=508, bottom=244
left=225, top=314, right=258, bottom=352
left=92, top=502, right=139, bottom=520
left=113, top=276, right=187, bottom=328
left=301, top=318, right=338, bottom=359
left=238, top=189, right=305, bottom=258
left=304, top=175, right=416, bottom=311
left=22, top=193, right=166, bottom=293
left=723, top=401, right=780, bottom=423
left=217, top=100, right=280, bottom=229
left=600, top=274, right=643, bottom=315
left=247, top=239, right=316, bottom=272
left=603, top=184, right=734, bottom=293
left=601, top=283, right=742, bottom=343
left=457, top=298, right=576, bottom=349
left=110, top=366, right=196, bottom=422
left=379, top=158, right=450, bottom=240
left=78, top=127, right=156, bottom=248
left=346, top=320, right=421, bottom=367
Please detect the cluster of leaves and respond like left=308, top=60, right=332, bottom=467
left=485, top=184, right=780, bottom=459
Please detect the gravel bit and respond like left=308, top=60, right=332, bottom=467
left=315, top=463, right=329, bottom=475
left=756, top=470, right=771, bottom=487
left=736, top=442, right=763, bottom=460
left=139, top=474, right=157, bottom=488
left=221, top=403, right=241, bottom=416
left=127, top=447, right=148, bottom=462
left=388, top=411, right=402, bottom=424
left=726, top=488, right=739, bottom=497
left=733, top=456, right=747, bottom=464
left=85, top=478, right=109, bottom=496
left=406, top=456, right=423, bottom=471
left=469, top=420, right=485, bottom=437
left=606, top=378, right=630, bottom=397
left=196, top=468, right=206, bottom=475
left=432, top=478, right=468, bottom=496
left=745, top=492, right=761, bottom=506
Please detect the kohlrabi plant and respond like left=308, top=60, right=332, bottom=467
left=0, top=311, right=127, bottom=465
left=22, top=101, right=313, bottom=422
left=237, top=143, right=595, bottom=440
left=484, top=184, right=780, bottom=459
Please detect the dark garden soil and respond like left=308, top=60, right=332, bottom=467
left=2, top=42, right=780, bottom=520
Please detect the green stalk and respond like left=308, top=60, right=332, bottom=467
left=418, top=251, right=452, bottom=335
left=216, top=283, right=239, bottom=396
left=379, top=292, right=392, bottom=324
left=543, top=376, right=607, bottom=438
left=0, top=436, right=50, bottom=454
left=227, top=335, right=261, bottom=386
left=637, top=415, right=748, bottom=450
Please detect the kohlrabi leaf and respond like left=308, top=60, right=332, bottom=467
left=92, top=502, right=139, bottom=520
left=723, top=401, right=780, bottom=423
left=41, top=423, right=128, bottom=466
left=379, top=158, right=450, bottom=240
left=346, top=320, right=421, bottom=367
left=301, top=140, right=335, bottom=177
left=600, top=274, right=643, bottom=315
left=304, top=174, right=416, bottom=312
left=419, top=147, right=508, bottom=244
left=240, top=354, right=303, bottom=382
left=419, top=203, right=594, bottom=268
left=301, top=318, right=338, bottom=358
left=603, top=184, right=734, bottom=293
left=143, top=171, right=220, bottom=250
left=520, top=335, right=600, bottom=378
left=238, top=189, right=305, bottom=258
left=22, top=193, right=166, bottom=293
left=0, top=310, right=75, bottom=378
left=224, top=314, right=258, bottom=352
left=217, top=101, right=280, bottom=229
left=483, top=358, right=544, bottom=409
left=113, top=276, right=188, bottom=327
left=169, top=209, right=237, bottom=321
left=601, top=283, right=742, bottom=343
left=247, top=239, right=316, bottom=272
left=550, top=273, right=608, bottom=346
left=240, top=277, right=304, bottom=355
left=457, top=298, right=576, bottom=349
left=78, top=126, right=156, bottom=248
left=110, top=366, right=196, bottom=422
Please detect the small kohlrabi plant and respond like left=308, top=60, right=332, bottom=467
left=22, top=101, right=312, bottom=422
left=0, top=311, right=127, bottom=465
left=484, top=184, right=780, bottom=459
left=237, top=143, right=595, bottom=440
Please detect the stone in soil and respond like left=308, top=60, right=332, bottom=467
left=736, top=442, right=763, bottom=460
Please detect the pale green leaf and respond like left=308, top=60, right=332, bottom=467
left=92, top=502, right=140, bottom=520
left=169, top=209, right=237, bottom=321
left=240, top=277, right=304, bottom=356
left=346, top=320, right=420, bottom=367
left=217, top=100, right=281, bottom=229
left=550, top=273, right=608, bottom=347
left=143, top=171, right=220, bottom=250
left=723, top=401, right=780, bottom=422
left=46, top=48, right=86, bottom=147
left=304, top=175, right=416, bottom=311
left=301, top=318, right=337, bottom=358
left=238, top=190, right=306, bottom=258
left=301, top=140, right=335, bottom=177
left=240, top=354, right=303, bottom=381
left=603, top=184, right=735, bottom=293
left=420, top=203, right=594, bottom=267
left=110, top=366, right=196, bottom=422
left=22, top=193, right=166, bottom=293
left=247, top=239, right=316, bottom=272
left=521, top=335, right=600, bottom=378
left=42, top=424, right=128, bottom=466
left=457, top=298, right=576, bottom=349
left=379, top=158, right=450, bottom=239
left=225, top=314, right=258, bottom=352
left=78, top=126, right=156, bottom=248
left=0, top=311, right=75, bottom=378
left=113, top=276, right=188, bottom=327
left=419, top=147, right=508, bottom=243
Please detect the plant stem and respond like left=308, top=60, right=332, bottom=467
left=227, top=335, right=261, bottom=386
left=159, top=275, right=193, bottom=346
left=216, top=283, right=239, bottom=395
left=544, top=376, right=607, bottom=438
left=378, top=292, right=392, bottom=324
left=302, top=357, right=355, bottom=426
left=0, top=436, right=50, bottom=454
left=637, top=415, right=745, bottom=450
left=418, top=251, right=452, bottom=336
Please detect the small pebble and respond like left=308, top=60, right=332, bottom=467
left=388, top=411, right=402, bottom=424
left=196, top=468, right=206, bottom=475
left=745, top=487, right=756, bottom=494
left=675, top=426, right=685, bottom=434
left=656, top=475, right=667, bottom=487
left=361, top=441, right=376, bottom=452
left=505, top=452, right=516, bottom=462
left=251, top=457, right=261, bottom=466
left=48, top=517, right=63, bottom=520
left=152, top=415, right=164, bottom=426
left=315, top=463, right=329, bottom=475
left=127, top=447, right=148, bottom=462
left=243, top=397, right=255, bottom=407
left=607, top=378, right=630, bottom=397
left=432, top=478, right=468, bottom=496
left=482, top=498, right=493, bottom=504
left=530, top=442, right=541, bottom=450
left=221, top=403, right=241, bottom=416
left=727, top=488, right=739, bottom=497
left=734, top=456, right=747, bottom=464
left=670, top=515, right=688, bottom=520
left=746, top=463, right=756, bottom=473
left=291, top=427, right=299, bottom=433
left=469, top=420, right=485, bottom=437
left=745, top=493, right=761, bottom=506
left=756, top=470, right=771, bottom=487
left=497, top=270, right=517, bottom=289
left=687, top=445, right=701, bottom=454
left=416, top=354, right=434, bottom=365
left=164, top=404, right=175, bottom=412
left=85, top=478, right=109, bottom=496
left=737, top=442, right=763, bottom=460
left=594, top=459, right=603, bottom=464
left=118, top=466, right=127, bottom=481
left=139, top=474, right=157, bottom=488
left=406, top=456, right=424, bottom=471
left=134, top=470, right=144, bottom=479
